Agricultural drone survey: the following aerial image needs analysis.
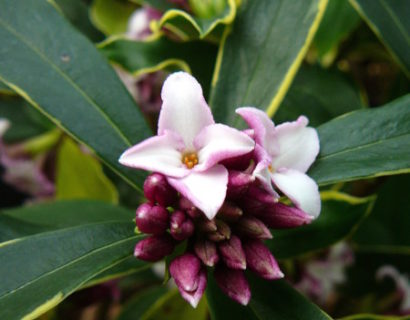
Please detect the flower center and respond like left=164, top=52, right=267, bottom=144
left=182, top=152, right=199, bottom=169
left=268, top=164, right=274, bottom=173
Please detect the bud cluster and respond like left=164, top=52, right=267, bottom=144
left=133, top=170, right=313, bottom=307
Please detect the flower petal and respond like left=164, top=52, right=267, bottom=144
left=168, top=165, right=228, bottom=220
left=119, top=131, right=188, bottom=178
left=236, top=107, right=279, bottom=156
left=194, top=124, right=254, bottom=171
left=253, top=144, right=276, bottom=195
left=158, top=72, right=214, bottom=149
left=272, top=116, right=319, bottom=173
left=272, top=169, right=321, bottom=218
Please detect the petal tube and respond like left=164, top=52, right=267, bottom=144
left=168, top=165, right=228, bottom=220
left=272, top=116, right=319, bottom=173
left=119, top=131, right=188, bottom=178
left=158, top=72, right=214, bottom=149
left=272, top=169, right=321, bottom=218
left=194, top=124, right=255, bottom=172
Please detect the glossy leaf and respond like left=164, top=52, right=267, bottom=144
left=56, top=137, right=118, bottom=203
left=266, top=192, right=375, bottom=259
left=0, top=201, right=144, bottom=319
left=350, top=0, right=410, bottom=77
left=309, top=95, right=410, bottom=185
left=353, top=174, right=410, bottom=254
left=339, top=314, right=410, bottom=320
left=274, top=65, right=364, bottom=127
left=210, top=0, right=328, bottom=127
left=207, top=274, right=332, bottom=320
left=0, top=0, right=152, bottom=191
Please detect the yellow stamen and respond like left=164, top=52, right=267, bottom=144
left=182, top=152, right=199, bottom=169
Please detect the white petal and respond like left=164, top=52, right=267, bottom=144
left=168, top=165, right=228, bottom=220
left=252, top=144, right=276, bottom=195
left=272, top=169, right=321, bottom=218
left=194, top=124, right=255, bottom=171
left=272, top=116, right=319, bottom=173
left=158, top=72, right=214, bottom=149
left=0, top=118, right=10, bottom=137
left=119, top=131, right=189, bottom=178
left=236, top=107, right=279, bottom=156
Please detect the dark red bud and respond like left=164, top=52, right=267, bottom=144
left=144, top=173, right=177, bottom=206
left=207, top=220, right=231, bottom=242
left=170, top=210, right=195, bottom=241
left=218, top=202, right=243, bottom=222
left=179, top=197, right=202, bottom=219
left=235, top=216, right=272, bottom=239
left=194, top=238, right=219, bottom=267
left=218, top=235, right=246, bottom=270
left=135, top=203, right=169, bottom=234
left=134, top=234, right=175, bottom=262
left=214, top=265, right=251, bottom=305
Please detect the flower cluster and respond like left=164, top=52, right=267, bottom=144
left=119, top=72, right=320, bottom=307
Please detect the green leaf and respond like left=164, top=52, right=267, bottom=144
left=309, top=94, right=410, bottom=185
left=0, top=80, right=13, bottom=94
left=98, top=36, right=217, bottom=96
left=274, top=64, right=365, bottom=127
left=266, top=192, right=375, bottom=259
left=0, top=95, right=53, bottom=143
left=148, top=0, right=237, bottom=40
left=0, top=0, right=152, bottom=191
left=353, top=174, right=410, bottom=254
left=90, top=0, right=138, bottom=35
left=339, top=314, right=410, bottom=320
left=350, top=0, right=410, bottom=77
left=56, top=137, right=118, bottom=203
left=54, top=0, right=104, bottom=42
left=210, top=0, right=328, bottom=126
left=0, top=202, right=144, bottom=320
left=313, top=0, right=360, bottom=60
left=207, top=274, right=332, bottom=320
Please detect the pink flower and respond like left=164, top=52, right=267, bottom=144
left=236, top=108, right=321, bottom=218
left=119, top=72, right=254, bottom=219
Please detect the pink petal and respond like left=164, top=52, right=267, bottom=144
left=158, top=72, right=214, bottom=149
left=119, top=131, right=189, bottom=178
left=252, top=144, right=276, bottom=195
left=272, top=169, right=321, bottom=218
left=179, top=268, right=207, bottom=308
left=168, top=165, right=228, bottom=220
left=272, top=116, right=319, bottom=173
left=236, top=107, right=279, bottom=156
left=193, top=124, right=254, bottom=171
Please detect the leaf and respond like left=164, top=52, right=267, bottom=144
left=353, top=174, right=410, bottom=254
left=274, top=64, right=365, bottom=127
left=313, top=0, right=360, bottom=60
left=56, top=137, right=118, bottom=203
left=142, top=289, right=208, bottom=320
left=0, top=0, right=152, bottom=192
left=210, top=0, right=328, bottom=127
left=90, top=0, right=138, bottom=35
left=148, top=0, right=237, bottom=40
left=0, top=202, right=144, bottom=320
left=54, top=0, right=104, bottom=42
left=309, top=94, right=410, bottom=185
left=265, top=192, right=375, bottom=259
left=0, top=80, right=13, bottom=94
left=339, top=314, right=410, bottom=320
left=207, top=274, right=332, bottom=320
left=98, top=36, right=217, bottom=96
left=350, top=0, right=410, bottom=77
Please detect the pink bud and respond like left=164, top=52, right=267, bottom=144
left=135, top=203, right=169, bottom=235
left=179, top=197, right=202, bottom=219
left=243, top=239, right=284, bottom=280
left=134, top=234, right=175, bottom=262
left=170, top=210, right=194, bottom=241
left=214, top=265, right=251, bottom=305
left=218, top=235, right=246, bottom=270
left=143, top=173, right=177, bottom=206
left=218, top=202, right=243, bottom=222
left=240, top=186, right=276, bottom=215
left=170, top=253, right=207, bottom=308
left=255, top=202, right=313, bottom=229
left=194, top=238, right=219, bottom=267
left=207, top=220, right=231, bottom=242
left=235, top=216, right=272, bottom=239
left=227, top=170, right=253, bottom=199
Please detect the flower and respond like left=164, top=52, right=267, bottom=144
left=236, top=107, right=321, bottom=218
left=119, top=72, right=254, bottom=219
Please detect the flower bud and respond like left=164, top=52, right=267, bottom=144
left=255, top=202, right=313, bottom=229
left=179, top=197, right=202, bottom=219
left=207, top=220, right=231, bottom=242
left=170, top=210, right=194, bottom=241
left=143, top=173, right=177, bottom=206
left=218, top=235, right=246, bottom=270
left=218, top=202, right=243, bottom=222
left=170, top=253, right=207, bottom=308
left=135, top=203, right=169, bottom=234
left=197, top=218, right=217, bottom=233
left=194, top=238, right=219, bottom=267
left=214, top=265, right=251, bottom=306
left=235, top=216, right=272, bottom=239
left=247, top=185, right=277, bottom=205
left=134, top=234, right=175, bottom=262
left=243, top=239, right=283, bottom=280
left=226, top=170, right=253, bottom=199
left=241, top=185, right=277, bottom=215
